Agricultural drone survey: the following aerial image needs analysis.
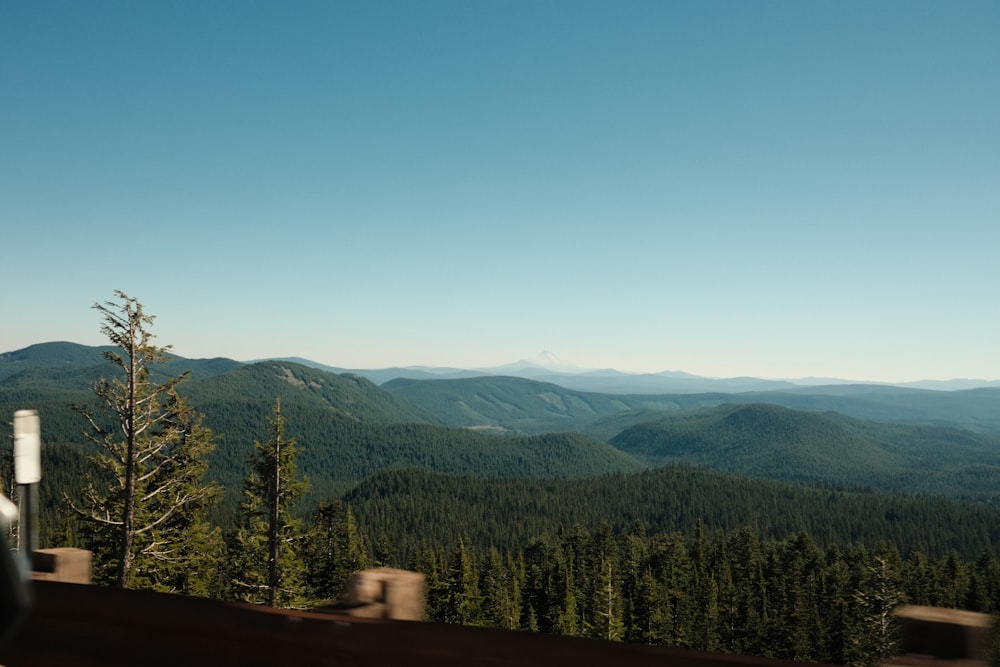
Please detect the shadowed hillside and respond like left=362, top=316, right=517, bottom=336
left=608, top=403, right=1000, bottom=502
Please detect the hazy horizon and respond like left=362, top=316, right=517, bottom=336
left=7, top=339, right=1000, bottom=387
left=3, top=2, right=998, bottom=384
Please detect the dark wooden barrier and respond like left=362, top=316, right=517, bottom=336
left=2, top=581, right=826, bottom=667
left=30, top=548, right=92, bottom=584
left=893, top=605, right=994, bottom=665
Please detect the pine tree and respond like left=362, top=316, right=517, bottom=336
left=553, top=549, right=580, bottom=637
left=690, top=520, right=718, bottom=651
left=902, top=545, right=935, bottom=606
left=658, top=531, right=695, bottom=647
left=231, top=399, right=309, bottom=607
left=522, top=537, right=560, bottom=634
left=968, top=550, right=1000, bottom=613
left=725, top=527, right=767, bottom=656
left=621, top=526, right=650, bottom=643
left=819, top=545, right=853, bottom=664
left=70, top=291, right=220, bottom=589
left=303, top=499, right=368, bottom=602
left=632, top=565, right=673, bottom=645
left=480, top=546, right=522, bottom=630
left=848, top=554, right=903, bottom=667
left=372, top=532, right=393, bottom=567
left=411, top=544, right=447, bottom=622
left=937, top=551, right=971, bottom=608
left=585, top=524, right=624, bottom=642
left=442, top=535, right=482, bottom=625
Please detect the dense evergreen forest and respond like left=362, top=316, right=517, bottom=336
left=5, top=339, right=1000, bottom=665
left=407, top=520, right=1000, bottom=665
left=346, top=467, right=1000, bottom=562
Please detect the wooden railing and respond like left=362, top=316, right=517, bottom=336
left=2, top=580, right=830, bottom=667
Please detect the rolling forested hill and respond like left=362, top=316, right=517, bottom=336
left=0, top=340, right=244, bottom=388
left=0, top=341, right=118, bottom=381
left=382, top=374, right=1000, bottom=435
left=736, top=384, right=1000, bottom=433
left=381, top=375, right=717, bottom=434
left=607, top=403, right=1000, bottom=503
left=0, top=343, right=249, bottom=455
left=0, top=344, right=648, bottom=529
left=164, top=361, right=645, bottom=512
left=380, top=375, right=1000, bottom=505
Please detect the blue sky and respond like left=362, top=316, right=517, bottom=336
left=2, top=1, right=998, bottom=382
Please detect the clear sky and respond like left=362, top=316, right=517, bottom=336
left=2, top=1, right=998, bottom=382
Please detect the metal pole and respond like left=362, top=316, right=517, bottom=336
left=20, top=484, right=37, bottom=555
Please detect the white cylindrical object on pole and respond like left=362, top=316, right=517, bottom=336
left=13, top=409, right=41, bottom=485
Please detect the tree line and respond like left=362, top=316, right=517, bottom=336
left=410, top=522, right=1000, bottom=666
left=344, top=466, right=1000, bottom=564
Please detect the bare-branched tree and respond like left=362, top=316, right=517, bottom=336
left=71, top=290, right=220, bottom=589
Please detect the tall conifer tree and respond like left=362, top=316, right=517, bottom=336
left=443, top=535, right=482, bottom=625
left=303, top=499, right=368, bottom=601
left=231, top=399, right=309, bottom=607
left=71, top=291, right=220, bottom=590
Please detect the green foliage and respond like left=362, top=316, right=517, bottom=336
left=437, top=535, right=482, bottom=625
left=68, top=292, right=221, bottom=590
left=230, top=400, right=310, bottom=607
left=345, top=465, right=1000, bottom=562
left=401, top=522, right=920, bottom=664
left=302, top=499, right=368, bottom=602
left=847, top=553, right=905, bottom=667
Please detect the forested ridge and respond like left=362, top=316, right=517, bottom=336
left=204, top=418, right=647, bottom=526
left=5, top=337, right=1000, bottom=665
left=609, top=403, right=1000, bottom=503
left=381, top=374, right=696, bottom=433
left=384, top=373, right=1000, bottom=435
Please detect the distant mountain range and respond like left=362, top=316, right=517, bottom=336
left=5, top=340, right=1000, bottom=530
left=381, top=374, right=1000, bottom=436
left=259, top=354, right=1000, bottom=394
left=5, top=339, right=999, bottom=395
